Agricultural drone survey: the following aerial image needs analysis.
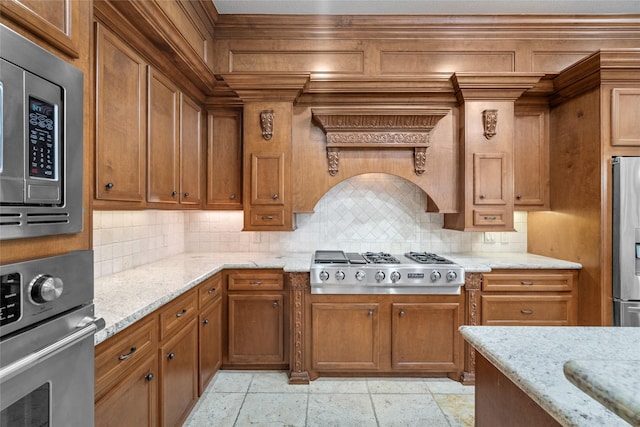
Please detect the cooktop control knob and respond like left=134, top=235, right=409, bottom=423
left=319, top=271, right=330, bottom=281
left=29, top=274, right=64, bottom=304
left=375, top=270, right=385, bottom=283
left=446, top=270, right=458, bottom=282
left=355, top=270, right=366, bottom=281
left=430, top=270, right=442, bottom=282
left=335, top=271, right=346, bottom=281
left=390, top=271, right=401, bottom=283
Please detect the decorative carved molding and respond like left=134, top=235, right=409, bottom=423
left=260, top=109, right=274, bottom=140
left=482, top=109, right=498, bottom=139
left=311, top=108, right=449, bottom=176
left=462, top=272, right=482, bottom=385
left=288, top=272, right=310, bottom=384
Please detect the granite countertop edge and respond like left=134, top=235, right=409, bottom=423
left=94, top=251, right=581, bottom=345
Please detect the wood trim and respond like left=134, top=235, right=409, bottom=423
left=288, top=273, right=310, bottom=384
left=462, top=273, right=481, bottom=385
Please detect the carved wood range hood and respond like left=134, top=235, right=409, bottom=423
left=311, top=108, right=449, bottom=177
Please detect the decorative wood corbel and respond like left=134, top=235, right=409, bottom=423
left=482, top=109, right=498, bottom=139
left=260, top=109, right=274, bottom=140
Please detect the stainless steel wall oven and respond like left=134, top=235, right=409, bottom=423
left=0, top=23, right=83, bottom=240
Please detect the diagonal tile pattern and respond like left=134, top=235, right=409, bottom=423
left=184, top=371, right=474, bottom=427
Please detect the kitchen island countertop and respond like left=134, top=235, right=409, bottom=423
left=460, top=325, right=638, bottom=426
left=94, top=251, right=580, bottom=345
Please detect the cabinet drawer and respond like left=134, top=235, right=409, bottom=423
left=483, top=271, right=575, bottom=292
left=249, top=208, right=285, bottom=226
left=473, top=209, right=507, bottom=226
left=481, top=295, right=573, bottom=325
left=95, top=316, right=157, bottom=396
left=159, top=290, right=198, bottom=341
left=228, top=270, right=283, bottom=291
left=198, top=274, right=222, bottom=309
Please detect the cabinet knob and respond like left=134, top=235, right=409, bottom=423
left=520, top=309, right=534, bottom=315
left=516, top=194, right=522, bottom=200
left=176, top=309, right=187, bottom=318
left=167, top=352, right=176, bottom=360
left=172, top=191, right=177, bottom=197
left=272, top=193, right=279, bottom=200
left=105, top=182, right=114, bottom=190
left=272, top=301, right=279, bottom=308
left=208, top=288, right=216, bottom=294
left=203, top=319, right=209, bottom=325
left=145, top=373, right=154, bottom=382
left=399, top=310, right=405, bottom=317
left=368, top=310, right=374, bottom=317
left=479, top=194, right=485, bottom=199
left=118, top=346, right=137, bottom=361
left=229, top=194, right=236, bottom=200
left=184, top=192, right=189, bottom=198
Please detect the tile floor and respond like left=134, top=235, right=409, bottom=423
left=184, top=371, right=475, bottom=427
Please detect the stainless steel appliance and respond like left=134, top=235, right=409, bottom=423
left=310, top=250, right=465, bottom=294
left=613, top=156, right=640, bottom=326
left=0, top=251, right=104, bottom=426
left=0, top=23, right=83, bottom=240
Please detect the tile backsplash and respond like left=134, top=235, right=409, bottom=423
left=94, top=174, right=527, bottom=278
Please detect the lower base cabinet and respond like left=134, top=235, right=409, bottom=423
left=199, top=296, right=222, bottom=394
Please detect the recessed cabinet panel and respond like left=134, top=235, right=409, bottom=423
left=251, top=153, right=285, bottom=205
left=473, top=153, right=507, bottom=205
left=611, top=88, right=640, bottom=146
left=207, top=110, right=243, bottom=209
left=95, top=23, right=147, bottom=203
left=514, top=110, right=548, bottom=208
left=180, top=94, right=202, bottom=205
left=148, top=68, right=180, bottom=204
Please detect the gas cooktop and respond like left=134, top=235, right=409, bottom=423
left=310, top=250, right=465, bottom=295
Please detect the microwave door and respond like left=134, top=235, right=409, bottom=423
left=0, top=58, right=25, bottom=204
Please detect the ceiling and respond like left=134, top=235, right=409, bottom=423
left=212, top=0, right=640, bottom=15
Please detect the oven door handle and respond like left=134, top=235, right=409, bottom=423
left=0, top=319, right=102, bottom=384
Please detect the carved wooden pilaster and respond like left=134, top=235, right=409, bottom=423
left=462, top=272, right=482, bottom=385
left=288, top=272, right=310, bottom=384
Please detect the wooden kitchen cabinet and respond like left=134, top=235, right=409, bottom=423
left=225, top=270, right=288, bottom=367
left=481, top=269, right=578, bottom=326
left=514, top=105, right=549, bottom=210
left=179, top=94, right=203, bottom=206
left=197, top=274, right=223, bottom=394
left=94, top=21, right=147, bottom=205
left=206, top=109, right=243, bottom=209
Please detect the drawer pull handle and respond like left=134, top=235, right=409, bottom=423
left=521, top=309, right=534, bottom=315
left=368, top=310, right=374, bottom=317
left=208, top=288, right=216, bottom=294
left=250, top=281, right=263, bottom=286
left=203, top=319, right=209, bottom=325
left=521, top=281, right=534, bottom=286
left=145, top=373, right=154, bottom=381
left=176, top=309, right=188, bottom=318
left=399, top=310, right=405, bottom=317
left=168, top=352, right=175, bottom=360
left=262, top=215, right=274, bottom=220
left=484, top=216, right=497, bottom=220
left=118, top=346, right=137, bottom=361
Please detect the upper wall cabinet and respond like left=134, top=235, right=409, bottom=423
left=0, top=0, right=81, bottom=57
left=207, top=110, right=243, bottom=210
left=95, top=22, right=147, bottom=206
left=611, top=88, right=640, bottom=146
left=514, top=104, right=549, bottom=210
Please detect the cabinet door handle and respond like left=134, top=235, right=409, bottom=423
left=250, top=281, right=262, bottom=286
left=272, top=301, right=279, bottom=308
left=167, top=352, right=175, bottom=360
left=171, top=191, right=177, bottom=197
left=520, top=281, right=534, bottom=286
left=203, top=319, right=209, bottom=325
left=520, top=309, right=534, bottom=315
left=176, top=309, right=188, bottom=318
left=105, top=182, right=114, bottom=190
left=368, top=310, right=374, bottom=317
left=272, top=193, right=279, bottom=200
left=262, top=215, right=274, bottom=220
left=208, top=288, right=216, bottom=294
left=145, top=373, right=154, bottom=382
left=398, top=310, right=405, bottom=317
left=118, top=346, right=137, bottom=361
left=184, top=192, right=189, bottom=198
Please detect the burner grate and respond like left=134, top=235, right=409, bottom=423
left=404, top=252, right=454, bottom=265
left=362, top=252, right=401, bottom=264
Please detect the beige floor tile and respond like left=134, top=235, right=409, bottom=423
left=209, top=371, right=254, bottom=393
left=371, top=393, right=451, bottom=427
left=235, top=393, right=308, bottom=426
left=426, top=379, right=475, bottom=395
left=308, top=377, right=369, bottom=394
left=367, top=378, right=431, bottom=394
left=307, top=393, right=377, bottom=427
left=184, top=392, right=244, bottom=426
left=433, top=393, right=475, bottom=427
left=248, top=371, right=309, bottom=393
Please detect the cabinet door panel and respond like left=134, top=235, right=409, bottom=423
left=514, top=111, right=547, bottom=207
left=391, top=303, right=459, bottom=371
left=95, top=354, right=158, bottom=427
left=251, top=153, right=285, bottom=205
left=473, top=153, right=507, bottom=205
left=148, top=67, right=179, bottom=204
left=95, top=23, right=146, bottom=202
left=207, top=110, right=243, bottom=209
left=481, top=295, right=573, bottom=325
left=228, top=294, right=285, bottom=363
left=311, top=303, right=380, bottom=370
left=180, top=94, right=202, bottom=205
left=199, top=297, right=222, bottom=395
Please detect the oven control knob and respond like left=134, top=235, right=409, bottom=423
left=335, top=271, right=346, bottom=281
left=375, top=271, right=385, bottom=283
left=390, top=271, right=401, bottom=283
left=319, top=271, right=330, bottom=282
left=355, top=270, right=366, bottom=281
left=29, top=274, right=64, bottom=304
left=430, top=271, right=442, bottom=282
left=446, top=271, right=458, bottom=282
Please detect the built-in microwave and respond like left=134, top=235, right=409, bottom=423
left=0, top=24, right=83, bottom=240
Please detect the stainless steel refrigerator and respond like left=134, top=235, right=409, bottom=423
left=613, top=156, right=640, bottom=326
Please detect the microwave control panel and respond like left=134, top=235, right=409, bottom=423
left=28, top=96, right=57, bottom=180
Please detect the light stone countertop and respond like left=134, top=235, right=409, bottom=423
left=94, top=251, right=580, bottom=345
left=564, top=359, right=640, bottom=426
left=460, top=326, right=639, bottom=427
